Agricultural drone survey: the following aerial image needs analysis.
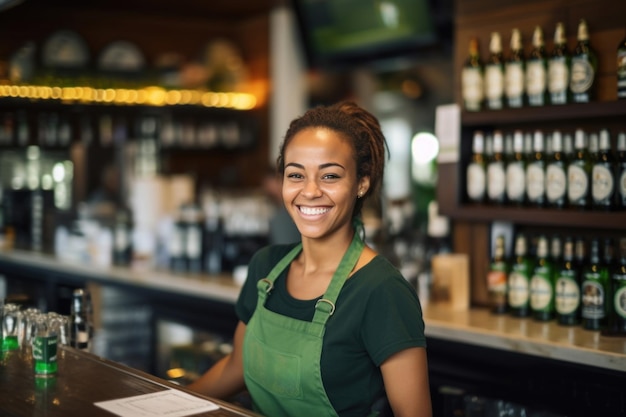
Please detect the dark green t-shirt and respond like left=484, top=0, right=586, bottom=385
left=236, top=243, right=427, bottom=417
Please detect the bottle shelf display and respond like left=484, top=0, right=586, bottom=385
left=462, top=19, right=601, bottom=112
left=486, top=232, right=626, bottom=336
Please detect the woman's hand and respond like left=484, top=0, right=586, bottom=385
left=187, top=321, right=247, bottom=399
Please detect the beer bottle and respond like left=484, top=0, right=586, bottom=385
left=526, top=26, right=548, bottom=106
left=605, top=238, right=626, bottom=335
left=487, top=234, right=509, bottom=314
left=555, top=237, right=581, bottom=325
left=617, top=132, right=626, bottom=209
left=467, top=131, right=487, bottom=204
left=505, top=28, right=525, bottom=108
left=570, top=19, right=598, bottom=103
left=548, top=22, right=571, bottom=105
left=530, top=235, right=555, bottom=321
left=545, top=130, right=568, bottom=208
left=508, top=233, right=533, bottom=317
left=568, top=128, right=592, bottom=210
left=581, top=239, right=609, bottom=330
left=70, top=288, right=92, bottom=352
left=506, top=130, right=527, bottom=206
left=487, top=130, right=506, bottom=205
left=592, top=129, right=616, bottom=210
left=462, top=37, right=484, bottom=111
left=485, top=32, right=505, bottom=110
left=526, top=130, right=546, bottom=207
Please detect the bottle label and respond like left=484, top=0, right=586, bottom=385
left=114, top=225, right=129, bottom=251
left=169, top=227, right=185, bottom=257
left=526, top=61, right=546, bottom=95
left=485, top=65, right=504, bottom=108
left=620, top=170, right=626, bottom=199
left=185, top=226, right=202, bottom=258
left=614, top=276, right=626, bottom=319
left=506, top=162, right=526, bottom=200
left=526, top=163, right=545, bottom=201
left=487, top=162, right=506, bottom=200
left=505, top=62, right=524, bottom=100
left=508, top=270, right=529, bottom=307
left=546, top=164, right=567, bottom=202
left=570, top=57, right=595, bottom=93
left=581, top=279, right=605, bottom=319
left=549, top=58, right=569, bottom=104
left=530, top=274, right=552, bottom=310
left=592, top=164, right=615, bottom=202
left=462, top=67, right=484, bottom=110
left=568, top=164, right=589, bottom=201
left=467, top=163, right=486, bottom=201
left=555, top=275, right=580, bottom=314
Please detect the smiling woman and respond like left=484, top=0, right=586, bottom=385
left=188, top=101, right=432, bottom=417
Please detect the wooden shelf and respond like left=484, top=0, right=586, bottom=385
left=461, top=100, right=626, bottom=126
left=441, top=203, right=626, bottom=230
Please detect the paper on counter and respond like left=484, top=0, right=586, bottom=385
left=95, top=389, right=219, bottom=417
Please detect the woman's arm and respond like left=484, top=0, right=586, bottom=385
left=187, top=321, right=247, bottom=399
left=380, top=347, right=432, bottom=417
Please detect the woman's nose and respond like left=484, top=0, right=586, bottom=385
left=301, top=179, right=322, bottom=198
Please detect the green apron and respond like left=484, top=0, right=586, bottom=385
left=243, top=229, right=366, bottom=417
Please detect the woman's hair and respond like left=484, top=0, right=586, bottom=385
left=276, top=101, right=388, bottom=217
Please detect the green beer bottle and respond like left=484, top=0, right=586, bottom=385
left=530, top=235, right=555, bottom=321
left=555, top=237, right=581, bottom=325
left=605, top=238, right=626, bottom=335
left=508, top=233, right=533, bottom=317
left=581, top=239, right=610, bottom=330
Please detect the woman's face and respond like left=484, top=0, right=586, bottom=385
left=282, top=127, right=369, bottom=241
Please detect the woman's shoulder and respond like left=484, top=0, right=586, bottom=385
left=248, top=242, right=300, bottom=275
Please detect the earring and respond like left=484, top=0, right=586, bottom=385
left=358, top=192, right=363, bottom=198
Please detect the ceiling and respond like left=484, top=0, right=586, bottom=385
left=1, top=0, right=282, bottom=20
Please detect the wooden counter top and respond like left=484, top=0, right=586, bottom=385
left=1, top=249, right=625, bottom=374
left=0, top=249, right=241, bottom=304
left=0, top=345, right=261, bottom=417
left=423, top=304, right=626, bottom=372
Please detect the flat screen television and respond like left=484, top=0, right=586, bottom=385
left=291, top=0, right=437, bottom=70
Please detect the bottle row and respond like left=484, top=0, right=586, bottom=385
left=0, top=109, right=256, bottom=150
left=462, top=18, right=626, bottom=111
left=487, top=233, right=626, bottom=336
left=466, top=127, right=626, bottom=210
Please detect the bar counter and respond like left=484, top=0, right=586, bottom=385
left=1, top=248, right=625, bottom=372
left=0, top=345, right=260, bottom=417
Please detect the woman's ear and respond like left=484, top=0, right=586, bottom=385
left=358, top=176, right=371, bottom=197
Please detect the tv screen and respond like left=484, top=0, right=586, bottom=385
left=292, top=0, right=437, bottom=70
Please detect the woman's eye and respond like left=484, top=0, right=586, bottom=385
left=322, top=173, right=340, bottom=180
left=286, top=172, right=303, bottom=179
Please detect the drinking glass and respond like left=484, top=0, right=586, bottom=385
left=2, top=303, right=21, bottom=351
left=32, top=315, right=58, bottom=376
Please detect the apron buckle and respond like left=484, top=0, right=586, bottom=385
left=315, top=298, right=336, bottom=316
left=260, top=278, right=274, bottom=294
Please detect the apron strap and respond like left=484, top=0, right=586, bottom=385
left=312, top=227, right=364, bottom=325
left=257, top=243, right=303, bottom=303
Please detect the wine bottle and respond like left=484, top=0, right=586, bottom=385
left=581, top=238, right=609, bottom=330
left=619, top=33, right=626, bottom=99
left=506, top=130, right=527, bottom=206
left=462, top=37, right=484, bottom=111
left=592, top=129, right=616, bottom=210
left=570, top=19, right=597, bottom=103
left=508, top=233, right=533, bottom=317
left=617, top=132, right=626, bottom=209
left=530, top=235, right=555, bottom=321
left=567, top=128, right=592, bottom=210
left=526, top=26, right=548, bottom=106
left=605, top=237, right=626, bottom=335
left=548, top=22, right=571, bottom=105
left=487, top=130, right=506, bottom=205
left=467, top=130, right=487, bottom=204
left=545, top=130, right=568, bottom=208
left=487, top=234, right=509, bottom=314
left=485, top=32, right=505, bottom=110
left=555, top=237, right=581, bottom=325
left=505, top=28, right=525, bottom=108
left=526, top=130, right=546, bottom=207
